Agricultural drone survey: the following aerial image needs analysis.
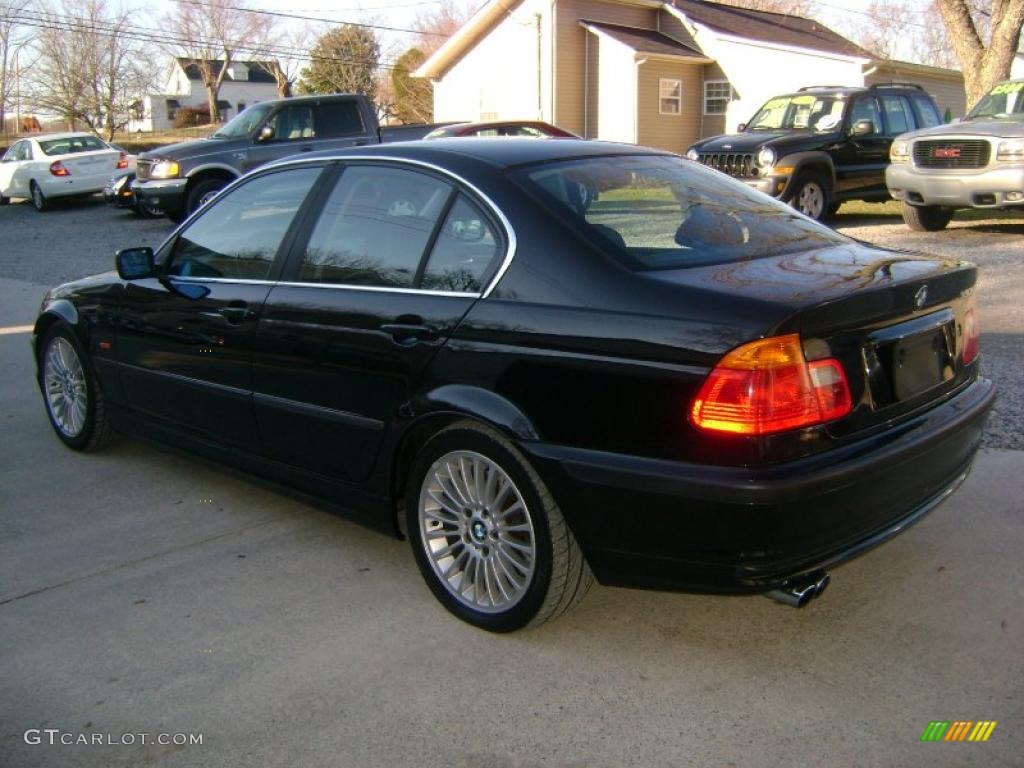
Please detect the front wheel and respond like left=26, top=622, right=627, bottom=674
left=901, top=201, right=953, bottom=231
left=185, top=178, right=228, bottom=217
left=39, top=326, right=113, bottom=451
left=788, top=172, right=830, bottom=221
left=407, top=421, right=592, bottom=632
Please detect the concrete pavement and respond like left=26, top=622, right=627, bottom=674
left=1, top=276, right=1021, bottom=768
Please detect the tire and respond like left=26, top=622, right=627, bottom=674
left=788, top=171, right=830, bottom=221
left=38, top=325, right=114, bottom=452
left=406, top=420, right=593, bottom=632
left=185, top=178, right=228, bottom=216
left=827, top=201, right=841, bottom=217
left=135, top=197, right=163, bottom=219
left=901, top=201, right=953, bottom=231
left=30, top=181, right=49, bottom=212
left=0, top=194, right=9, bottom=205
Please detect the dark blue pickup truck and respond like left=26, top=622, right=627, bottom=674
left=131, top=93, right=435, bottom=221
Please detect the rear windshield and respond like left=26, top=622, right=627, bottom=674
left=513, top=155, right=846, bottom=270
left=38, top=135, right=109, bottom=155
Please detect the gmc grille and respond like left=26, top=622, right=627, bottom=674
left=697, top=152, right=755, bottom=177
left=913, top=139, right=990, bottom=169
left=136, top=159, right=152, bottom=180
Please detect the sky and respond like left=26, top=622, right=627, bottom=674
left=133, top=0, right=888, bottom=61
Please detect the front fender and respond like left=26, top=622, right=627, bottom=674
left=774, top=151, right=836, bottom=198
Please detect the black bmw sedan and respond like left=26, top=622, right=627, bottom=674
left=33, top=139, right=994, bottom=631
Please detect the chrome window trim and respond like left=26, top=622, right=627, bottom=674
left=168, top=275, right=480, bottom=298
left=275, top=280, right=480, bottom=298
left=259, top=153, right=517, bottom=298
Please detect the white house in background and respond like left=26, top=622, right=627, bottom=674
left=127, top=59, right=280, bottom=132
left=415, top=0, right=967, bottom=155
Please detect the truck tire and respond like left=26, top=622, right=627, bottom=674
left=901, top=202, right=953, bottom=232
left=788, top=171, right=831, bottom=221
left=185, top=178, right=228, bottom=216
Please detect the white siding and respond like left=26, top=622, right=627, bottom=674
left=595, top=33, right=637, bottom=142
left=432, top=0, right=552, bottom=123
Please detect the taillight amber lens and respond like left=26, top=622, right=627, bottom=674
left=116, top=152, right=128, bottom=170
left=690, top=334, right=852, bottom=435
left=962, top=308, right=979, bottom=364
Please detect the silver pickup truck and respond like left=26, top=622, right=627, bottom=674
left=886, top=78, right=1024, bottom=230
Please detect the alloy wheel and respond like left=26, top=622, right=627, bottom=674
left=796, top=181, right=824, bottom=219
left=418, top=450, right=536, bottom=613
left=43, top=336, right=88, bottom=437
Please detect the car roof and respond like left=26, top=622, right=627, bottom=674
left=26, top=132, right=104, bottom=142
left=281, top=138, right=666, bottom=170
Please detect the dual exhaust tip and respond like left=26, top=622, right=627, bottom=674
left=765, top=570, right=831, bottom=608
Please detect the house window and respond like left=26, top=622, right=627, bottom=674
left=659, top=78, right=682, bottom=116
left=704, top=80, right=734, bottom=115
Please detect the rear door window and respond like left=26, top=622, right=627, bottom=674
left=910, top=93, right=942, bottom=127
left=315, top=100, right=365, bottom=137
left=298, top=165, right=453, bottom=287
left=421, top=195, right=501, bottom=292
left=880, top=94, right=915, bottom=134
left=166, top=167, right=322, bottom=279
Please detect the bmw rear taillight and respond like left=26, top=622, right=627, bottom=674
left=49, top=161, right=70, bottom=177
left=962, top=308, right=979, bottom=364
left=116, top=152, right=128, bottom=170
left=690, top=334, right=852, bottom=435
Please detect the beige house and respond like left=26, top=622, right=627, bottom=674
left=415, top=0, right=967, bottom=155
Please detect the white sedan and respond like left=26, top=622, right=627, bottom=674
left=0, top=132, right=129, bottom=211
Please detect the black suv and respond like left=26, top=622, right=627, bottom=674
left=686, top=84, right=944, bottom=220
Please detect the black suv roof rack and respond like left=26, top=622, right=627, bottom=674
left=796, top=85, right=854, bottom=91
left=868, top=82, right=924, bottom=90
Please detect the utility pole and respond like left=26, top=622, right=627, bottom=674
left=14, top=47, right=20, bottom=135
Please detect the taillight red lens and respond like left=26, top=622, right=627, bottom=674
left=116, top=152, right=128, bottom=170
left=962, top=308, right=979, bottom=364
left=49, top=161, right=70, bottom=177
left=690, top=334, right=852, bottom=435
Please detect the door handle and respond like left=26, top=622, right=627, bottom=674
left=300, top=145, right=313, bottom=152
left=381, top=323, right=438, bottom=344
left=199, top=304, right=256, bottom=325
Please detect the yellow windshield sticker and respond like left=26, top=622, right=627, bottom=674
left=990, top=81, right=1024, bottom=95
left=792, top=95, right=815, bottom=105
left=762, top=98, right=788, bottom=110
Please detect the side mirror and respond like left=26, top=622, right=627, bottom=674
left=257, top=124, right=275, bottom=142
left=850, top=119, right=874, bottom=137
left=736, top=123, right=747, bottom=132
left=116, top=247, right=155, bottom=280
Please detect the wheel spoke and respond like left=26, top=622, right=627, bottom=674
left=419, top=449, right=536, bottom=614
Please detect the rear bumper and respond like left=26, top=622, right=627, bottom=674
left=887, top=163, right=1024, bottom=208
left=103, top=174, right=135, bottom=208
left=522, top=376, right=995, bottom=593
left=132, top=178, right=186, bottom=214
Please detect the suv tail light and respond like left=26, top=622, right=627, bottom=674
left=690, top=334, right=852, bottom=435
left=49, top=161, right=70, bottom=177
left=116, top=152, right=128, bottom=170
left=962, top=308, right=979, bottom=364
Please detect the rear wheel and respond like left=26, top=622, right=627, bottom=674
left=407, top=421, right=592, bottom=632
left=39, top=326, right=113, bottom=451
left=901, top=201, right=953, bottom=231
left=30, top=181, right=49, bottom=212
left=788, top=171, right=830, bottom=221
left=185, top=178, right=228, bottom=217
left=0, top=193, right=9, bottom=205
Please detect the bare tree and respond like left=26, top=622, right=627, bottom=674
left=1, top=0, right=34, bottom=136
left=715, top=0, right=815, bottom=15
left=252, top=26, right=310, bottom=99
left=29, top=0, right=150, bottom=137
left=163, top=0, right=275, bottom=122
left=937, top=0, right=1024, bottom=104
left=412, top=0, right=474, bottom=57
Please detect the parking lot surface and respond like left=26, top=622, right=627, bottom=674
left=1, top=197, right=1022, bottom=767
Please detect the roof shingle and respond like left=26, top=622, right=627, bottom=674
left=580, top=20, right=708, bottom=59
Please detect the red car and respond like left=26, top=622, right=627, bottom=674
left=424, top=120, right=578, bottom=139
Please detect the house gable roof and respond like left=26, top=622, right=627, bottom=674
left=579, top=20, right=708, bottom=59
left=668, top=0, right=872, bottom=59
left=176, top=58, right=278, bottom=84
